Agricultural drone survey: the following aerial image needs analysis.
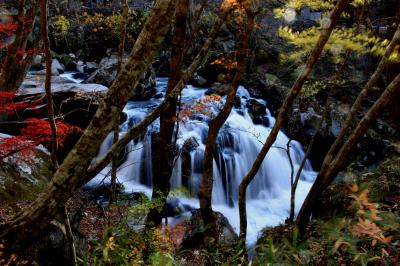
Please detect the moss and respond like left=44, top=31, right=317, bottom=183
left=0, top=149, right=52, bottom=203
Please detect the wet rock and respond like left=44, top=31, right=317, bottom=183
left=154, top=93, right=163, bottom=99
left=76, top=60, right=85, bottom=73
left=52, top=58, right=65, bottom=74
left=300, top=107, right=323, bottom=135
left=165, top=198, right=194, bottom=217
left=130, top=66, right=157, bottom=100
left=85, top=61, right=99, bottom=74
left=214, top=37, right=235, bottom=53
left=191, top=73, right=208, bottom=87
left=253, top=116, right=270, bottom=127
left=72, top=72, right=89, bottom=80
left=0, top=142, right=52, bottom=202
left=181, top=209, right=238, bottom=248
left=234, top=95, right=241, bottom=108
left=59, top=54, right=78, bottom=72
left=86, top=55, right=156, bottom=100
left=205, top=88, right=216, bottom=95
left=60, top=94, right=100, bottom=128
left=31, top=55, right=44, bottom=70
left=246, top=99, right=267, bottom=119
left=85, top=56, right=118, bottom=86
left=329, top=104, right=349, bottom=137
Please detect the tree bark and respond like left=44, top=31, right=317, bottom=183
left=288, top=115, right=323, bottom=224
left=296, top=72, right=400, bottom=235
left=238, top=0, right=350, bottom=241
left=198, top=0, right=254, bottom=235
left=39, top=0, right=58, bottom=170
left=0, top=0, right=178, bottom=250
left=110, top=0, right=129, bottom=205
left=146, top=0, right=189, bottom=227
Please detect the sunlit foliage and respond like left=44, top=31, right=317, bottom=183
left=278, top=27, right=399, bottom=63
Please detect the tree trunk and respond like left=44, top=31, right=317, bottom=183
left=39, top=0, right=58, bottom=170
left=198, top=1, right=254, bottom=237
left=238, top=0, right=350, bottom=242
left=296, top=72, right=400, bottom=235
left=289, top=115, right=323, bottom=224
left=0, top=0, right=178, bottom=251
left=110, top=0, right=129, bottom=205
left=146, top=0, right=189, bottom=227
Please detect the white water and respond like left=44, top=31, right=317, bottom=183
left=89, top=77, right=317, bottom=245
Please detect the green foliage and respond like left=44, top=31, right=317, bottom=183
left=200, top=241, right=248, bottom=265
left=86, top=202, right=181, bottom=265
left=150, top=251, right=177, bottom=266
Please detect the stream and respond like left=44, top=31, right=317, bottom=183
left=80, top=76, right=317, bottom=245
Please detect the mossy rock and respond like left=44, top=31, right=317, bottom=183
left=0, top=148, right=52, bottom=203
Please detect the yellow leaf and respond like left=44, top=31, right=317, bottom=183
left=351, top=183, right=359, bottom=193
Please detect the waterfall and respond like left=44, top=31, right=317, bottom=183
left=90, top=77, right=317, bottom=244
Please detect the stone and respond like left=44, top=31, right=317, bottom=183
left=0, top=140, right=52, bottom=202
left=85, top=61, right=99, bottom=74
left=52, top=59, right=65, bottom=74
left=191, top=73, right=208, bottom=87
left=31, top=55, right=43, bottom=69
left=246, top=99, right=267, bottom=118
left=181, top=209, right=238, bottom=248
left=300, top=107, right=322, bottom=133
left=86, top=55, right=156, bottom=100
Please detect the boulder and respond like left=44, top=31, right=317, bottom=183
left=31, top=55, right=44, bottom=70
left=85, top=61, right=99, bottom=74
left=300, top=107, right=323, bottom=134
left=181, top=209, right=238, bottom=248
left=0, top=140, right=52, bottom=202
left=191, top=73, right=208, bottom=87
left=86, top=55, right=156, bottom=100
left=52, top=58, right=65, bottom=74
left=246, top=99, right=267, bottom=119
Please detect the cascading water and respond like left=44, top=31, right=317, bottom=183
left=90, top=77, right=317, bottom=244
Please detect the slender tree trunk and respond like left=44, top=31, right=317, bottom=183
left=198, top=0, right=254, bottom=237
left=146, top=0, right=189, bottom=227
left=296, top=72, right=400, bottom=235
left=288, top=116, right=323, bottom=224
left=39, top=0, right=58, bottom=170
left=110, top=0, right=129, bottom=205
left=285, top=140, right=294, bottom=220
left=13, top=0, right=39, bottom=89
left=238, top=0, right=350, bottom=241
left=64, top=207, right=77, bottom=265
left=0, top=0, right=178, bottom=251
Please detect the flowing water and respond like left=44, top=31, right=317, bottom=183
left=88, top=77, right=317, bottom=244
